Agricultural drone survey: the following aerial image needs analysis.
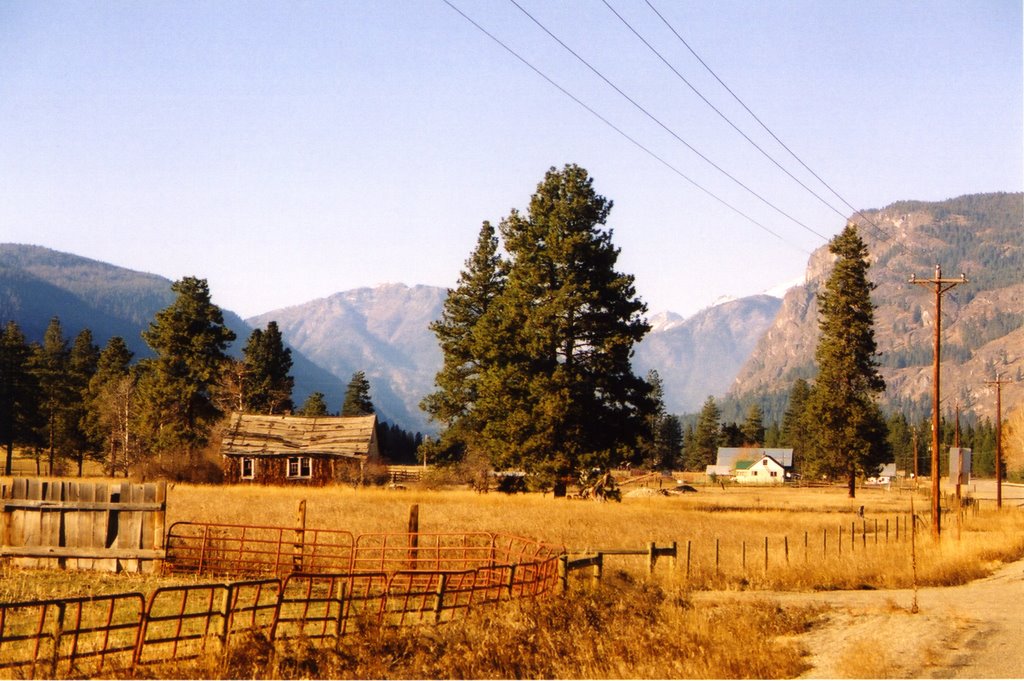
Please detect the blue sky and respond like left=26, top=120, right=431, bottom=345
left=1, top=0, right=1020, bottom=320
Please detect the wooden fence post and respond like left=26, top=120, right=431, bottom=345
left=152, top=482, right=168, bottom=573
left=218, top=585, right=232, bottom=649
left=686, top=540, right=691, bottom=579
left=408, top=504, right=420, bottom=569
left=292, top=500, right=306, bottom=573
left=506, top=564, right=517, bottom=599
left=433, top=573, right=447, bottom=623
left=49, top=601, right=66, bottom=679
left=647, top=542, right=657, bottom=575
left=764, top=537, right=769, bottom=573
left=558, top=555, right=568, bottom=593
left=333, top=582, right=348, bottom=646
left=715, top=538, right=720, bottom=576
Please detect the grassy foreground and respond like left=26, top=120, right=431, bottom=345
left=166, top=481, right=1024, bottom=590
left=2, top=482, right=1022, bottom=679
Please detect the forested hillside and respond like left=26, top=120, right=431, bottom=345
left=0, top=244, right=350, bottom=413
left=730, top=192, right=1023, bottom=423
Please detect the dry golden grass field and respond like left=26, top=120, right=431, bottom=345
left=1, top=480, right=1022, bottom=679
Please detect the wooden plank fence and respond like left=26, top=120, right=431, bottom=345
left=386, top=465, right=427, bottom=484
left=1, top=479, right=167, bottom=572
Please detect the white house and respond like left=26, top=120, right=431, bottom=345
left=734, top=455, right=788, bottom=485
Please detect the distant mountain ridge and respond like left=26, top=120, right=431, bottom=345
left=0, top=243, right=351, bottom=420
left=247, top=285, right=447, bottom=432
left=633, top=295, right=782, bottom=412
left=4, top=191, right=1017, bottom=433
left=730, top=192, right=1024, bottom=419
left=0, top=243, right=777, bottom=431
left=248, top=285, right=783, bottom=431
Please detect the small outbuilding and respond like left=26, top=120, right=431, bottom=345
left=221, top=412, right=381, bottom=485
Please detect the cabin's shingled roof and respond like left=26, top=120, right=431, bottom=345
left=221, top=413, right=378, bottom=459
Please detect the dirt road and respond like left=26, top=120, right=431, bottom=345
left=696, top=557, right=1023, bottom=678
left=694, top=487, right=1024, bottom=679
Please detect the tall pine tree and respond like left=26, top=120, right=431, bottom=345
left=139, top=276, right=236, bottom=461
left=0, top=321, right=39, bottom=474
left=420, top=221, right=506, bottom=462
left=740, top=404, right=765, bottom=446
left=30, top=317, right=75, bottom=473
left=477, top=165, right=652, bottom=484
left=298, top=391, right=329, bottom=417
left=83, top=336, right=136, bottom=476
left=66, top=328, right=100, bottom=475
left=241, top=321, right=294, bottom=414
left=803, top=224, right=889, bottom=497
left=780, top=378, right=812, bottom=470
left=341, top=371, right=375, bottom=417
left=686, top=396, right=722, bottom=471
left=425, top=165, right=654, bottom=486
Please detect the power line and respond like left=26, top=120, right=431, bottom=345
left=643, top=0, right=900, bottom=250
left=440, top=0, right=808, bottom=252
left=505, top=0, right=830, bottom=242
left=603, top=0, right=850, bottom=225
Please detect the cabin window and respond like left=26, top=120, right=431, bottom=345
left=241, top=457, right=256, bottom=479
left=770, top=470, right=778, bottom=477
left=287, top=456, right=312, bottom=479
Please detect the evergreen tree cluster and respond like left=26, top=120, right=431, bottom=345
left=678, top=226, right=893, bottom=498
left=421, top=165, right=657, bottom=488
left=0, top=276, right=420, bottom=478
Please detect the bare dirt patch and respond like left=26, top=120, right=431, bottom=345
left=693, top=556, right=1024, bottom=678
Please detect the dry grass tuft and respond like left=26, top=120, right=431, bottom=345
left=131, top=575, right=818, bottom=679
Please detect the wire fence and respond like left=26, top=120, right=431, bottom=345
left=0, top=531, right=562, bottom=678
left=0, top=509, right=972, bottom=677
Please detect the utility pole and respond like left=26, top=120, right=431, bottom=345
left=912, top=428, right=919, bottom=481
left=910, top=264, right=967, bottom=538
left=954, top=400, right=962, bottom=502
left=985, top=374, right=1008, bottom=509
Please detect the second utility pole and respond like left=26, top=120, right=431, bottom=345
left=910, top=264, right=967, bottom=538
left=985, top=374, right=1008, bottom=509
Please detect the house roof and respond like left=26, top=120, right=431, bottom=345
left=716, top=447, right=794, bottom=468
left=221, top=413, right=377, bottom=459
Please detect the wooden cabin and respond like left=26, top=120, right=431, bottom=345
left=221, top=413, right=381, bottom=485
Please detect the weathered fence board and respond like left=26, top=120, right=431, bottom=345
left=1, top=479, right=166, bottom=572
